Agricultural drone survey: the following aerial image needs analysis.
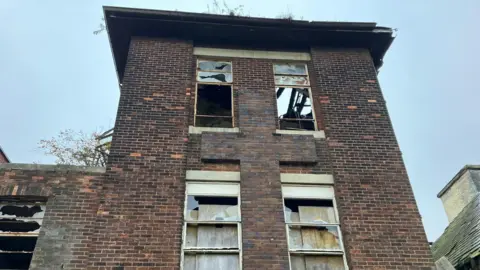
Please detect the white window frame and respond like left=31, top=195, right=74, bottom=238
left=195, top=59, right=235, bottom=128
left=281, top=184, right=349, bottom=270
left=273, top=63, right=318, bottom=131
left=181, top=182, right=242, bottom=270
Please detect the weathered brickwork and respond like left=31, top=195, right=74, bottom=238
left=87, top=37, right=193, bottom=269
left=0, top=165, right=104, bottom=270
left=311, top=48, right=434, bottom=268
left=0, top=40, right=433, bottom=270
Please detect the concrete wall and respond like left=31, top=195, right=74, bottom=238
left=440, top=170, right=480, bottom=222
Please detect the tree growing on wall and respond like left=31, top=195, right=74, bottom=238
left=38, top=129, right=112, bottom=167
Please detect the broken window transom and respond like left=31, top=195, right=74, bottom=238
left=274, top=63, right=316, bottom=131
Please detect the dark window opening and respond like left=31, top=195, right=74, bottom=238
left=276, top=87, right=315, bottom=131
left=187, top=196, right=238, bottom=210
left=0, top=202, right=45, bottom=270
left=0, top=253, right=33, bottom=269
left=196, top=84, right=233, bottom=128
left=284, top=199, right=333, bottom=212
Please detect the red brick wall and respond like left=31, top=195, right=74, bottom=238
left=0, top=165, right=104, bottom=269
left=87, top=37, right=193, bottom=269
left=311, top=48, right=434, bottom=268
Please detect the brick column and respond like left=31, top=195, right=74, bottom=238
left=310, top=48, right=434, bottom=269
left=89, top=38, right=192, bottom=269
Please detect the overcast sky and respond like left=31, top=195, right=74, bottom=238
left=1, top=0, right=479, bottom=242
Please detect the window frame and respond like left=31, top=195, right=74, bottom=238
left=281, top=184, right=349, bottom=270
left=195, top=59, right=235, bottom=128
left=273, top=63, right=318, bottom=131
left=181, top=182, right=242, bottom=270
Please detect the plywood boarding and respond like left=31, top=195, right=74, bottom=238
left=198, top=205, right=238, bottom=221
left=298, top=206, right=336, bottom=224
left=291, top=255, right=345, bottom=270
left=196, top=225, right=238, bottom=248
left=301, top=227, right=340, bottom=250
left=289, top=227, right=341, bottom=250
left=291, top=255, right=306, bottom=270
left=185, top=254, right=239, bottom=270
left=305, top=256, right=345, bottom=270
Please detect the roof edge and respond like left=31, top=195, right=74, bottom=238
left=103, top=6, right=388, bottom=30
left=438, top=165, right=480, bottom=197
left=0, top=146, right=10, bottom=163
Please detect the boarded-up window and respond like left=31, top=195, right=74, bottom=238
left=183, top=183, right=241, bottom=270
left=283, top=186, right=347, bottom=269
left=0, top=199, right=46, bottom=269
left=196, top=60, right=234, bottom=128
left=274, top=64, right=316, bottom=131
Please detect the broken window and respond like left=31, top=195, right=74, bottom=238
left=183, top=183, right=241, bottom=270
left=0, top=199, right=46, bottom=270
left=282, top=186, right=347, bottom=270
left=195, top=60, right=234, bottom=128
left=274, top=64, right=316, bottom=131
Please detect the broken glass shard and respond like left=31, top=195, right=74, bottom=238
left=274, top=64, right=307, bottom=75
left=198, top=72, right=233, bottom=83
left=198, top=61, right=232, bottom=73
left=275, top=76, right=309, bottom=86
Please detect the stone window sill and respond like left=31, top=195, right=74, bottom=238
left=274, top=129, right=325, bottom=139
left=189, top=126, right=240, bottom=134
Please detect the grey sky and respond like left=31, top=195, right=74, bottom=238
left=1, top=0, right=479, bottom=242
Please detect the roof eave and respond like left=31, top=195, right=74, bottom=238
left=103, top=6, right=394, bottom=84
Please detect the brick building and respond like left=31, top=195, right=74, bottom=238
left=0, top=7, right=434, bottom=270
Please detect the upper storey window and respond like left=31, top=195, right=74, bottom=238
left=274, top=64, right=317, bottom=131
left=195, top=60, right=234, bottom=128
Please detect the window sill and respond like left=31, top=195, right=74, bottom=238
left=274, top=129, right=325, bottom=139
left=189, top=126, right=240, bottom=134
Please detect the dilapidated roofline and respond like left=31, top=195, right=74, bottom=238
left=438, top=165, right=480, bottom=197
left=103, top=6, right=395, bottom=84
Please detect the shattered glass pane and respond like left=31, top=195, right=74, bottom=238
left=274, top=64, right=307, bottom=75
left=276, top=88, right=315, bottom=130
left=198, top=61, right=232, bottom=73
left=187, top=196, right=239, bottom=221
left=288, top=225, right=341, bottom=251
left=274, top=76, right=309, bottom=86
left=197, top=72, right=233, bottom=83
left=0, top=203, right=45, bottom=234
